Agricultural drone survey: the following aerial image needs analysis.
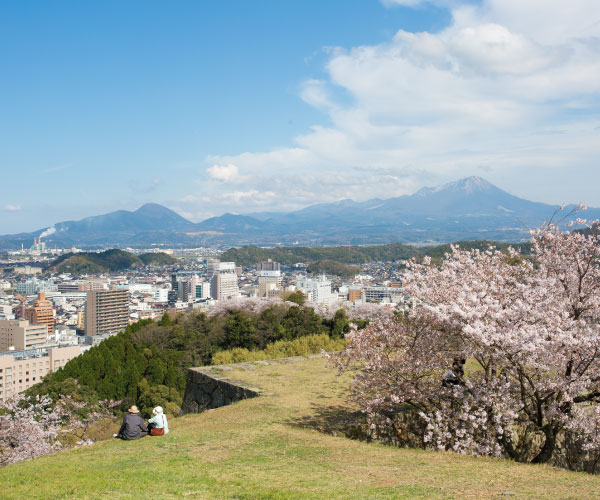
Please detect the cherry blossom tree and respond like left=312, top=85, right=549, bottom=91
left=0, top=394, right=116, bottom=466
left=335, top=219, right=600, bottom=468
left=211, top=296, right=296, bottom=316
left=0, top=394, right=68, bottom=466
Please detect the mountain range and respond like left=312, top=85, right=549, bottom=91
left=1, top=177, right=596, bottom=249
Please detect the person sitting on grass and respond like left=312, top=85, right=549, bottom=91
left=442, top=358, right=466, bottom=388
left=147, top=406, right=169, bottom=436
left=115, top=405, right=148, bottom=440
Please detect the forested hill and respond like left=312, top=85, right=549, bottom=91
left=29, top=303, right=354, bottom=417
left=48, top=249, right=178, bottom=273
left=221, top=240, right=532, bottom=267
left=307, top=260, right=362, bottom=278
left=220, top=243, right=421, bottom=266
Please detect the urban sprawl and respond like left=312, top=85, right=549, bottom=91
left=0, top=244, right=411, bottom=404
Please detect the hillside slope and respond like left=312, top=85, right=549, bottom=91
left=222, top=240, right=530, bottom=267
left=3, top=357, right=598, bottom=499
left=49, top=249, right=177, bottom=273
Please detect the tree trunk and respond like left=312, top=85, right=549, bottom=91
left=532, top=425, right=556, bottom=464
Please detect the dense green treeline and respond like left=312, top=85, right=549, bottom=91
left=29, top=305, right=353, bottom=416
left=48, top=249, right=178, bottom=274
left=307, top=260, right=362, bottom=278
left=220, top=240, right=531, bottom=267
left=138, top=252, right=179, bottom=266
left=220, top=243, right=421, bottom=267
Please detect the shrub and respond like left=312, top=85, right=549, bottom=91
left=212, top=334, right=346, bottom=365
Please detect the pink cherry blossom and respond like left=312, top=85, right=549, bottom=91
left=0, top=394, right=117, bottom=466
left=334, top=217, right=600, bottom=469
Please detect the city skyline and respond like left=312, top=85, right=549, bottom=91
left=1, top=0, right=600, bottom=234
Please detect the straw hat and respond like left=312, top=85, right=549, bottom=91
left=128, top=405, right=139, bottom=414
left=152, top=406, right=163, bottom=415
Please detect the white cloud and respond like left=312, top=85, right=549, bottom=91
left=223, top=190, right=277, bottom=205
left=300, top=79, right=336, bottom=111
left=4, top=205, right=22, bottom=212
left=206, top=164, right=244, bottom=183
left=189, top=0, right=600, bottom=216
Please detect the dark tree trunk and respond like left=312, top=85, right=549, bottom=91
left=532, top=425, right=557, bottom=464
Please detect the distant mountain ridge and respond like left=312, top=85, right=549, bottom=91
left=1, top=177, right=597, bottom=248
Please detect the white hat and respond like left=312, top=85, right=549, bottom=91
left=152, top=406, right=163, bottom=415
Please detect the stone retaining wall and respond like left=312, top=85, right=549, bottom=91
left=180, top=354, right=323, bottom=415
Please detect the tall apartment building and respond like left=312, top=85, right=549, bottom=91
left=210, top=262, right=240, bottom=301
left=257, top=259, right=281, bottom=271
left=24, top=292, right=55, bottom=335
left=0, top=345, right=81, bottom=403
left=0, top=319, right=48, bottom=352
left=258, top=270, right=283, bottom=298
left=85, top=289, right=129, bottom=335
left=211, top=273, right=240, bottom=301
left=170, top=273, right=196, bottom=303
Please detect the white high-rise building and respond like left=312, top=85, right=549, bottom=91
left=298, top=275, right=333, bottom=304
left=154, top=288, right=169, bottom=303
left=210, top=262, right=240, bottom=301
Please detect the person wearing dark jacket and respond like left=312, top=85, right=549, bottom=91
left=116, top=405, right=148, bottom=440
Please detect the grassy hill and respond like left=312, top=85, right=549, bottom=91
left=3, top=357, right=598, bottom=499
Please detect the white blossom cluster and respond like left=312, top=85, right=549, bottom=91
left=335, top=218, right=600, bottom=467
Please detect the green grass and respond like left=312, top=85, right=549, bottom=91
left=3, top=357, right=599, bottom=499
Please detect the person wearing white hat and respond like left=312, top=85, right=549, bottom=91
left=147, top=406, right=169, bottom=436
left=115, top=405, right=148, bottom=440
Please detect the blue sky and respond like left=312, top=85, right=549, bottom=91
left=1, top=0, right=599, bottom=233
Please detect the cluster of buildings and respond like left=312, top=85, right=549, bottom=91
left=0, top=287, right=134, bottom=403
left=0, top=248, right=413, bottom=403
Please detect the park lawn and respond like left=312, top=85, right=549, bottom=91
left=3, top=357, right=600, bottom=500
